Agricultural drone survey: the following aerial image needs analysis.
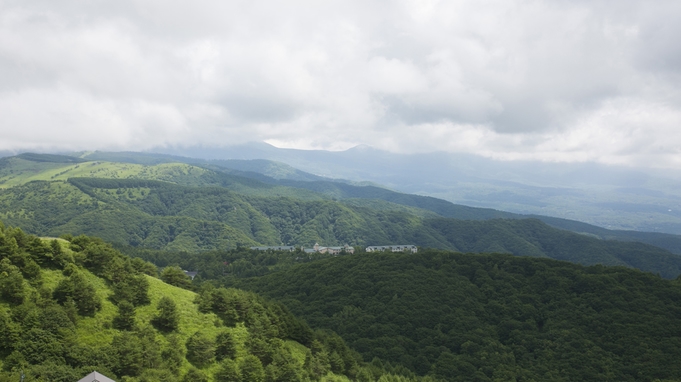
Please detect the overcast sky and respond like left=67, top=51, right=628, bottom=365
left=1, top=0, right=680, bottom=168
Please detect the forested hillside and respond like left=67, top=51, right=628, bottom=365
left=2, top=177, right=681, bottom=277
left=0, top=223, right=428, bottom=382
left=229, top=250, right=681, bottom=381
left=67, top=151, right=681, bottom=255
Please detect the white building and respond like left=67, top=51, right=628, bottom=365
left=304, top=243, right=355, bottom=255
left=365, top=245, right=418, bottom=253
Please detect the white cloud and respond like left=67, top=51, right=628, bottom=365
left=0, top=0, right=680, bottom=167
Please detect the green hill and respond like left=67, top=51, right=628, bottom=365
left=1, top=223, right=425, bottom=382
left=229, top=250, right=681, bottom=381
left=0, top=154, right=323, bottom=200
left=76, top=151, right=328, bottom=182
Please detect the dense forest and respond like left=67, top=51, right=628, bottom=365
left=226, top=250, right=681, bottom=381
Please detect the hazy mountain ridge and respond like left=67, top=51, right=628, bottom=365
left=152, top=143, right=681, bottom=235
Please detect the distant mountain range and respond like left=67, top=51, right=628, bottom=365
left=2, top=152, right=681, bottom=278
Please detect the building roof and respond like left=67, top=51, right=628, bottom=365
left=78, top=371, right=116, bottom=382
left=183, top=271, right=198, bottom=279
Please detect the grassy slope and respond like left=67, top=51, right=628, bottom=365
left=35, top=268, right=231, bottom=376
left=0, top=158, right=212, bottom=188
left=0, top=155, right=325, bottom=201
left=5, top=260, right=325, bottom=380
left=77, top=151, right=328, bottom=181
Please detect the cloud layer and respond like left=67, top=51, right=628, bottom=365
left=1, top=0, right=680, bottom=167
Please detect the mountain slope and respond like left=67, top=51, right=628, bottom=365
left=99, top=150, right=681, bottom=256
left=60, top=151, right=681, bottom=255
left=426, top=218, right=681, bottom=278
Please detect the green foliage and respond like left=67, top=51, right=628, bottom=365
left=82, top=241, right=120, bottom=275
left=185, top=331, right=215, bottom=368
left=110, top=331, right=145, bottom=377
left=426, top=217, right=681, bottom=278
left=215, top=330, right=237, bottom=361
left=0, top=258, right=25, bottom=304
left=0, top=309, right=20, bottom=355
left=239, top=354, right=265, bottom=382
left=111, top=273, right=150, bottom=306
left=131, top=257, right=158, bottom=276
left=40, top=303, right=75, bottom=337
left=264, top=344, right=306, bottom=382
left=53, top=271, right=102, bottom=316
left=112, top=300, right=137, bottom=331
left=151, top=296, right=180, bottom=332
left=1, top=351, right=27, bottom=372
left=213, top=359, right=239, bottom=382
left=133, top=368, right=179, bottom=382
left=194, top=286, right=314, bottom=346
left=182, top=367, right=209, bottom=382
left=65, top=235, right=151, bottom=308
left=17, top=328, right=65, bottom=364
left=161, top=335, right=185, bottom=375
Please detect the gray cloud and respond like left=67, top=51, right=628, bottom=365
left=0, top=0, right=680, bottom=167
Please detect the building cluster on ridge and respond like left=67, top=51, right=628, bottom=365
left=365, top=245, right=418, bottom=253
left=250, top=243, right=418, bottom=254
